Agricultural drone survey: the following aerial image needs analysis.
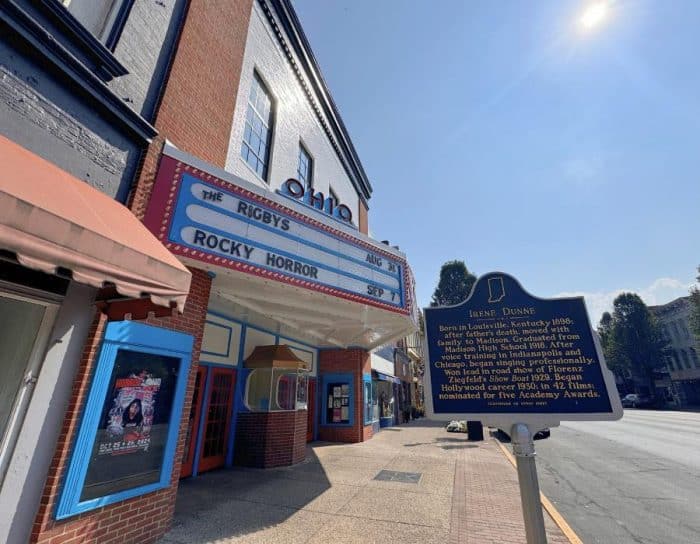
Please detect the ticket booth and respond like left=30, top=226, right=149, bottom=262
left=233, top=345, right=310, bottom=468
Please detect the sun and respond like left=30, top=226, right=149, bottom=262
left=580, top=1, right=609, bottom=31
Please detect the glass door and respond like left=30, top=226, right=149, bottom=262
left=197, top=367, right=235, bottom=473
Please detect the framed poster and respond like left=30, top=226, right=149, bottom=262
left=324, top=375, right=353, bottom=426
left=56, top=321, right=193, bottom=519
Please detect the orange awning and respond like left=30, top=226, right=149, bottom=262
left=0, top=135, right=191, bottom=312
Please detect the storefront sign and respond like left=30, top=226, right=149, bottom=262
left=424, top=272, right=622, bottom=426
left=145, top=152, right=410, bottom=313
left=279, top=178, right=353, bottom=224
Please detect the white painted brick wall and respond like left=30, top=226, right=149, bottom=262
left=225, top=2, right=361, bottom=225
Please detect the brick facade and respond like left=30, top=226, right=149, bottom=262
left=31, top=269, right=212, bottom=544
left=30, top=1, right=255, bottom=539
left=318, top=349, right=374, bottom=443
left=128, top=0, right=254, bottom=222
left=358, top=201, right=369, bottom=235
left=234, top=410, right=307, bottom=468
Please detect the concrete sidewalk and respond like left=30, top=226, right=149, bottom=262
left=160, top=421, right=569, bottom=544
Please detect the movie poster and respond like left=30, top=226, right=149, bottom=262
left=80, top=349, right=180, bottom=501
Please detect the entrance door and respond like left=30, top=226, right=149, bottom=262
left=306, top=378, right=316, bottom=442
left=180, top=366, right=207, bottom=478
left=198, top=367, right=235, bottom=473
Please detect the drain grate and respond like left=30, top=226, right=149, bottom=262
left=373, top=470, right=422, bottom=483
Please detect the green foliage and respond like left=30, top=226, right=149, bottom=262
left=596, top=311, right=614, bottom=363
left=430, top=260, right=476, bottom=307
left=601, top=293, right=667, bottom=393
left=690, top=266, right=700, bottom=340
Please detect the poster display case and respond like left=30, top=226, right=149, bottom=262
left=56, top=322, right=193, bottom=519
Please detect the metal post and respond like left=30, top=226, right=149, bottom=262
left=511, top=423, right=548, bottom=544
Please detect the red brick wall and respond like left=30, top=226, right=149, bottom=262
left=234, top=410, right=307, bottom=468
left=129, top=0, right=254, bottom=221
left=31, top=1, right=255, bottom=542
left=318, top=349, right=373, bottom=443
left=31, top=269, right=212, bottom=544
left=358, top=201, right=368, bottom=235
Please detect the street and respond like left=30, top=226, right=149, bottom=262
left=534, top=410, right=700, bottom=544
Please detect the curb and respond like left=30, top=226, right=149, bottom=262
left=493, top=438, right=584, bottom=544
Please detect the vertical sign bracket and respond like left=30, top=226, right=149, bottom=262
left=511, top=422, right=547, bottom=544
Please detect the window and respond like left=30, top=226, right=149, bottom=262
left=691, top=348, right=699, bottom=368
left=363, top=378, right=374, bottom=424
left=671, top=351, right=681, bottom=370
left=297, top=144, right=313, bottom=188
left=57, top=321, right=193, bottom=519
left=241, top=74, right=274, bottom=180
left=329, top=186, right=339, bottom=207
left=326, top=382, right=350, bottom=424
left=0, top=291, right=57, bottom=456
left=246, top=369, right=273, bottom=411
left=60, top=0, right=134, bottom=49
left=245, top=368, right=308, bottom=411
left=680, top=349, right=691, bottom=369
left=322, top=374, right=353, bottom=426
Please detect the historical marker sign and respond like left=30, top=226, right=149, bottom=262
left=424, top=272, right=622, bottom=428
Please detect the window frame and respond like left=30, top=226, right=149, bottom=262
left=321, top=373, right=354, bottom=427
left=55, top=321, right=193, bottom=519
left=241, top=72, right=275, bottom=182
left=329, top=186, right=339, bottom=207
left=297, top=142, right=314, bottom=189
left=0, top=287, right=59, bottom=485
left=362, top=373, right=375, bottom=425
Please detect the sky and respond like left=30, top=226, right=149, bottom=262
left=292, top=0, right=700, bottom=322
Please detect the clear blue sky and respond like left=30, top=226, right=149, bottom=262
left=293, top=0, right=700, bottom=321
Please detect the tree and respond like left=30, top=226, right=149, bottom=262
left=597, top=311, right=615, bottom=367
left=607, top=293, right=667, bottom=397
left=430, top=260, right=476, bottom=307
left=690, top=266, right=700, bottom=340
left=597, top=311, right=613, bottom=346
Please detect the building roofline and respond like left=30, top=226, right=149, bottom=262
left=262, top=0, right=373, bottom=205
left=649, top=295, right=690, bottom=314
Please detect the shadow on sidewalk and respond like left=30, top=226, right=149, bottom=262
left=163, top=447, right=331, bottom=543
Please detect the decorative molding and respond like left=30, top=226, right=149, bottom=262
left=258, top=0, right=372, bottom=205
left=36, top=0, right=128, bottom=80
left=0, top=0, right=156, bottom=141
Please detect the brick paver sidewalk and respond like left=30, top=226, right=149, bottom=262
left=161, top=421, right=571, bottom=544
left=451, top=435, right=570, bottom=544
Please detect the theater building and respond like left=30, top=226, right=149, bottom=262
left=0, top=1, right=418, bottom=543
left=0, top=1, right=191, bottom=543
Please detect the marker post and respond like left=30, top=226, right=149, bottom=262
left=511, top=423, right=547, bottom=544
left=422, top=273, right=624, bottom=544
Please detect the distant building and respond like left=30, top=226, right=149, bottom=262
left=650, top=297, right=700, bottom=407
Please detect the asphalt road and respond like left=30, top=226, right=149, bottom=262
left=533, top=410, right=700, bottom=544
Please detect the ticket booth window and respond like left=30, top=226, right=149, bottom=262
left=243, top=346, right=309, bottom=412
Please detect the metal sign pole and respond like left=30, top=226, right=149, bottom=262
left=511, top=423, right=548, bottom=544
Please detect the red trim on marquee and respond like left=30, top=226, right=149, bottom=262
left=144, top=154, right=413, bottom=316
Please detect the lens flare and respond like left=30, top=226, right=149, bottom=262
left=580, top=2, right=609, bottom=31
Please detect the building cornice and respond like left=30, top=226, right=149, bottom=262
left=259, top=0, right=372, bottom=206
left=0, top=0, right=157, bottom=142
left=35, top=0, right=128, bottom=80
